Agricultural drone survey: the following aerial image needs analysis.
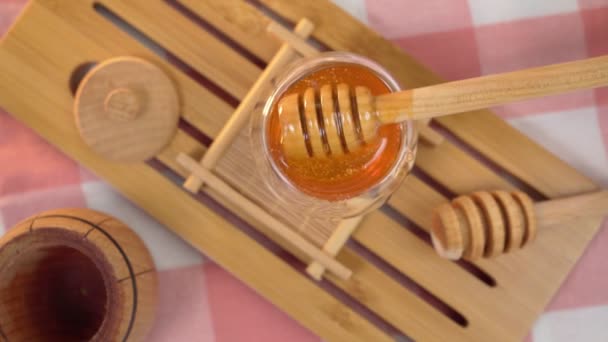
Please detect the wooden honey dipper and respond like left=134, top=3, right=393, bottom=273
left=278, top=55, right=608, bottom=158
left=431, top=190, right=608, bottom=260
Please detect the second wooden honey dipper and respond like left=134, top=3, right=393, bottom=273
left=278, top=55, right=608, bottom=159
left=431, top=190, right=608, bottom=260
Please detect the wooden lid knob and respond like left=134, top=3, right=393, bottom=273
left=74, top=57, right=179, bottom=162
left=104, top=87, right=141, bottom=122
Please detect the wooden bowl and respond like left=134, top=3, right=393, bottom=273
left=0, top=208, right=157, bottom=341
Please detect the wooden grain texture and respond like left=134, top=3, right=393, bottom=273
left=0, top=208, right=157, bottom=342
left=178, top=153, right=353, bottom=280
left=369, top=167, right=599, bottom=316
left=536, top=190, right=608, bottom=229
left=420, top=140, right=517, bottom=194
left=377, top=55, right=608, bottom=121
left=45, top=0, right=234, bottom=137
left=178, top=0, right=279, bottom=62
left=157, top=135, right=483, bottom=342
left=101, top=0, right=260, bottom=99
left=266, top=20, right=319, bottom=57
left=258, top=0, right=440, bottom=88
left=184, top=18, right=315, bottom=192
left=74, top=56, right=179, bottom=162
left=0, top=1, right=605, bottom=342
left=355, top=212, right=513, bottom=324
left=436, top=110, right=599, bottom=198
left=0, top=3, right=392, bottom=341
left=43, top=0, right=335, bottom=248
left=157, top=131, right=484, bottom=341
left=306, top=216, right=361, bottom=280
left=215, top=130, right=336, bottom=246
left=157, top=128, right=498, bottom=341
left=357, top=184, right=603, bottom=334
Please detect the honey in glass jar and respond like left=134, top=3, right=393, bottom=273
left=251, top=52, right=417, bottom=218
left=266, top=64, right=403, bottom=201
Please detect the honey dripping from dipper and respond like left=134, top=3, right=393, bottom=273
left=267, top=64, right=403, bottom=201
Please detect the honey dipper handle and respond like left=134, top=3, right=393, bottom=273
left=536, top=190, right=608, bottom=230
left=374, top=55, right=608, bottom=123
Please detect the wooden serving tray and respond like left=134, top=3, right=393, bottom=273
left=0, top=1, right=604, bottom=341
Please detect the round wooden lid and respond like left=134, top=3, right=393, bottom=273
left=74, top=57, right=179, bottom=162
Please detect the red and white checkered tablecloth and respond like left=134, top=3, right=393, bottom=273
left=1, top=1, right=608, bottom=341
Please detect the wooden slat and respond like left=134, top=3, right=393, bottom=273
left=257, top=0, right=441, bottom=88
left=159, top=132, right=333, bottom=262
left=157, top=130, right=207, bottom=176
left=355, top=207, right=601, bottom=338
left=387, top=176, right=447, bottom=230
left=353, top=208, right=603, bottom=342
left=0, top=4, right=392, bottom=341
left=474, top=216, right=600, bottom=309
left=163, top=143, right=320, bottom=268
left=435, top=112, right=598, bottom=197
left=388, top=177, right=502, bottom=276
left=415, top=140, right=516, bottom=194
left=330, top=250, right=473, bottom=342
left=44, top=0, right=233, bottom=137
left=159, top=134, right=475, bottom=341
left=354, top=212, right=523, bottom=336
left=101, top=0, right=261, bottom=100
left=178, top=0, right=280, bottom=62
left=216, top=131, right=336, bottom=246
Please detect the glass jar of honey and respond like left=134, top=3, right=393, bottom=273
left=250, top=52, right=417, bottom=218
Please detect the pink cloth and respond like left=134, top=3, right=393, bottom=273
left=1, top=1, right=607, bottom=341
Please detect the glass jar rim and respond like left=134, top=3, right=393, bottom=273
left=255, top=51, right=418, bottom=217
